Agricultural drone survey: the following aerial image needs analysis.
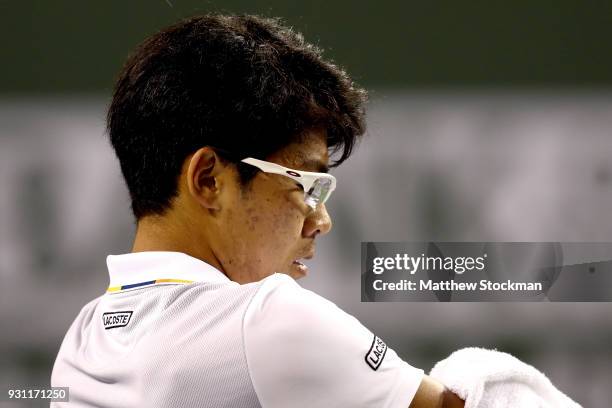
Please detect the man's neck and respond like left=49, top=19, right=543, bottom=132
left=131, top=214, right=225, bottom=274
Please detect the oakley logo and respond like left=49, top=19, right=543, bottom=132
left=365, top=335, right=388, bottom=371
left=102, top=311, right=133, bottom=330
left=286, top=170, right=301, bottom=177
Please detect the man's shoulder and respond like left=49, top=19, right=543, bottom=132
left=243, top=273, right=360, bottom=341
left=246, top=273, right=341, bottom=319
left=241, top=275, right=426, bottom=408
left=66, top=295, right=105, bottom=329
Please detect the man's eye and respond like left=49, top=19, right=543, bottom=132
left=295, top=182, right=305, bottom=191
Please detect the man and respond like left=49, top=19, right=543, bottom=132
left=51, top=14, right=464, bottom=407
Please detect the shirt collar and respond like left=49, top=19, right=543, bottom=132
left=106, top=251, right=231, bottom=293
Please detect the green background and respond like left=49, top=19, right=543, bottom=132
left=3, top=0, right=612, bottom=93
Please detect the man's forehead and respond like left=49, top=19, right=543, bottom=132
left=296, top=157, right=329, bottom=173
left=272, top=134, right=330, bottom=172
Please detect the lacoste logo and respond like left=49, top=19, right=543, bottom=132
left=102, top=311, right=133, bottom=330
left=365, top=335, right=388, bottom=371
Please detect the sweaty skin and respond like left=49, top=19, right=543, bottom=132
left=131, top=129, right=464, bottom=407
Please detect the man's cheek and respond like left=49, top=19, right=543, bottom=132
left=271, top=210, right=302, bottom=233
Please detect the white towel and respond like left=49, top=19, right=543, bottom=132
left=429, top=347, right=582, bottom=408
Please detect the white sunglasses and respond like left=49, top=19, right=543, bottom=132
left=241, top=157, right=336, bottom=209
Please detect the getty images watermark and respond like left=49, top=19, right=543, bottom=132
left=361, top=242, right=612, bottom=302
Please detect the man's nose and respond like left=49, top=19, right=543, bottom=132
left=302, top=203, right=333, bottom=238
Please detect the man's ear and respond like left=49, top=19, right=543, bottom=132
left=186, top=147, right=228, bottom=211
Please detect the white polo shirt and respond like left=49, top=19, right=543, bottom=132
left=51, top=251, right=423, bottom=407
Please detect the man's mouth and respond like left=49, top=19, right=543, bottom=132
left=290, top=258, right=310, bottom=278
left=288, top=246, right=315, bottom=279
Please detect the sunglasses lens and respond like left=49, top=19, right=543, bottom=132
left=305, top=178, right=333, bottom=208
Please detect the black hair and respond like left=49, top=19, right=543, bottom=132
left=107, top=14, right=367, bottom=219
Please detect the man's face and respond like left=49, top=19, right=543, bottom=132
left=212, top=131, right=333, bottom=283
